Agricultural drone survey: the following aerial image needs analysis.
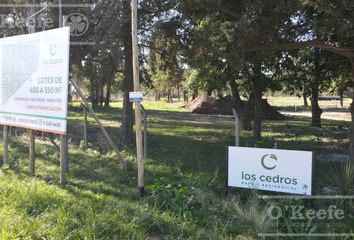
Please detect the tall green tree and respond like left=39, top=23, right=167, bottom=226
left=180, top=0, right=295, bottom=139
left=179, top=0, right=354, bottom=160
left=148, top=19, right=183, bottom=102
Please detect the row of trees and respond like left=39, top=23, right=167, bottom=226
left=142, top=0, right=354, bottom=159
left=2, top=1, right=354, bottom=160
left=147, top=1, right=353, bottom=141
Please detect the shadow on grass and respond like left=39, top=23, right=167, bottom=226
left=1, top=109, right=349, bottom=239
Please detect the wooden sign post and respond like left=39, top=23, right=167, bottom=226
left=29, top=130, right=35, bottom=176
left=3, top=126, right=8, bottom=166
left=131, top=0, right=145, bottom=196
left=58, top=0, right=69, bottom=185
left=60, top=135, right=67, bottom=185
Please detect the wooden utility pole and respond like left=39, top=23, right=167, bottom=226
left=131, top=0, right=144, bottom=196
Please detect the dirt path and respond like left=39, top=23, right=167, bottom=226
left=280, top=108, right=351, bottom=122
left=153, top=108, right=351, bottom=123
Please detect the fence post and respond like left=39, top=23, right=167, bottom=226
left=83, top=104, right=88, bottom=149
left=142, top=105, right=147, bottom=160
left=70, top=79, right=126, bottom=169
left=3, top=126, right=8, bottom=165
left=232, top=108, right=240, bottom=147
left=29, top=130, right=35, bottom=176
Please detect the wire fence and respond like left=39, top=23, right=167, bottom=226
left=0, top=100, right=350, bottom=164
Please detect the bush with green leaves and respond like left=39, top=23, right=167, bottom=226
left=326, top=161, right=354, bottom=195
left=223, top=194, right=273, bottom=238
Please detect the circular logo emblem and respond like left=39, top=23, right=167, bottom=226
left=65, top=13, right=89, bottom=37
left=50, top=45, right=57, bottom=56
left=261, top=154, right=277, bottom=170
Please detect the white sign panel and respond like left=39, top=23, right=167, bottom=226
left=0, top=27, right=70, bottom=135
left=129, top=91, right=143, bottom=102
left=228, top=147, right=313, bottom=195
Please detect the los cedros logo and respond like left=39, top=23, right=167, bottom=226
left=261, top=154, right=277, bottom=170
left=241, top=153, right=299, bottom=187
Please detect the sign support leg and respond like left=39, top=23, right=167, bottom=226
left=3, top=126, right=8, bottom=166
left=29, top=130, right=35, bottom=176
left=64, top=135, right=69, bottom=173
left=60, top=135, right=67, bottom=185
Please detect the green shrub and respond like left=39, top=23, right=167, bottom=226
left=326, top=161, right=354, bottom=195
left=225, top=196, right=273, bottom=238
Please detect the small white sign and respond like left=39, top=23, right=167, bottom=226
left=228, top=147, right=313, bottom=195
left=129, top=92, right=143, bottom=102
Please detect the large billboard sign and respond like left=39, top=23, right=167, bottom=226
left=0, top=27, right=70, bottom=135
left=228, top=147, right=313, bottom=195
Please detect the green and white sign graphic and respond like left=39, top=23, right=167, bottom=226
left=0, top=27, right=70, bottom=134
left=228, top=147, right=313, bottom=195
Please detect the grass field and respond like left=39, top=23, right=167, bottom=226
left=0, top=101, right=352, bottom=239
